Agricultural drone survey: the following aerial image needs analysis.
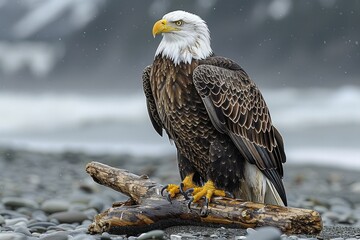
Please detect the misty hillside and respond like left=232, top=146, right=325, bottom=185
left=0, top=0, right=359, bottom=93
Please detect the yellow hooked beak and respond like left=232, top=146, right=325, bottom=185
left=152, top=19, right=178, bottom=37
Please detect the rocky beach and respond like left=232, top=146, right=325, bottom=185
left=1, top=147, right=360, bottom=240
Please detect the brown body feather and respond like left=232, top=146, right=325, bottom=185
left=143, top=55, right=287, bottom=205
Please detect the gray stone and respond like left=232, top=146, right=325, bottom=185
left=286, top=236, right=298, bottom=240
left=246, top=228, right=256, bottom=234
left=246, top=226, right=281, bottom=240
left=71, top=234, right=96, bottom=240
left=32, top=210, right=48, bottom=222
left=14, top=226, right=32, bottom=236
left=313, top=205, right=328, bottom=214
left=331, top=204, right=352, bottom=215
left=39, top=231, right=70, bottom=240
left=4, top=217, right=28, bottom=227
left=49, top=211, right=88, bottom=223
left=88, top=198, right=104, bottom=212
left=29, top=226, right=47, bottom=233
left=349, top=181, right=360, bottom=193
left=170, top=235, right=182, bottom=240
left=0, top=215, right=5, bottom=226
left=69, top=203, right=88, bottom=212
left=137, top=230, right=165, bottom=240
left=82, top=208, right=98, bottom=220
left=0, top=232, right=27, bottom=240
left=28, top=221, right=57, bottom=228
left=41, top=199, right=70, bottom=214
left=2, top=197, right=39, bottom=210
left=234, top=236, right=246, bottom=240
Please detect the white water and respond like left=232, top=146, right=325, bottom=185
left=1, top=86, right=359, bottom=169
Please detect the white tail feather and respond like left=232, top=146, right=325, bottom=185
left=242, top=161, right=285, bottom=206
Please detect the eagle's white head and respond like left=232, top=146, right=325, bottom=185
left=152, top=10, right=212, bottom=65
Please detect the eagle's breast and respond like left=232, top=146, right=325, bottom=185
left=150, top=56, right=215, bottom=171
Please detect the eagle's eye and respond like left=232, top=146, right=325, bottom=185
left=174, top=20, right=183, bottom=26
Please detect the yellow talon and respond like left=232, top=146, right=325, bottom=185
left=192, top=180, right=226, bottom=203
left=166, top=184, right=180, bottom=198
left=162, top=173, right=198, bottom=199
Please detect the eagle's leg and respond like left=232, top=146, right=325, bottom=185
left=187, top=139, right=243, bottom=213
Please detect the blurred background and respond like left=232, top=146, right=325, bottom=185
left=0, top=0, right=359, bottom=168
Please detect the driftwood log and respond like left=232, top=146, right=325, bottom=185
left=86, top=161, right=323, bottom=235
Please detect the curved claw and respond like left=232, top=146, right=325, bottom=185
left=161, top=185, right=168, bottom=197
left=184, top=188, right=194, bottom=197
left=225, top=191, right=235, bottom=199
left=179, top=183, right=190, bottom=200
left=166, top=193, right=172, bottom=204
left=200, top=197, right=209, bottom=216
left=187, top=197, right=194, bottom=210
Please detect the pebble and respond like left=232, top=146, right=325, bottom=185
left=170, top=235, right=182, bottom=240
left=41, top=199, right=70, bottom=214
left=31, top=210, right=48, bottom=222
left=5, top=217, right=28, bottom=227
left=2, top=197, right=39, bottom=210
left=0, top=215, right=5, bottom=226
left=14, top=226, right=32, bottom=236
left=0, top=232, right=27, bottom=240
left=245, top=226, right=282, bottom=240
left=137, top=230, right=165, bottom=240
left=88, top=198, right=105, bottom=212
left=39, top=231, right=70, bottom=240
left=49, top=211, right=88, bottom=223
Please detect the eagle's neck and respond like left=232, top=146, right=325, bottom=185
left=155, top=32, right=212, bottom=65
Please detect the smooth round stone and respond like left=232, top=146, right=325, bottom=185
left=328, top=198, right=351, bottom=208
left=170, top=235, right=182, bottom=240
left=350, top=181, right=360, bottom=192
left=29, top=226, right=47, bottom=233
left=138, top=230, right=165, bottom=240
left=14, top=226, right=32, bottom=236
left=331, top=204, right=352, bottom=215
left=41, top=199, right=70, bottom=214
left=2, top=197, right=39, bottom=210
left=70, top=234, right=96, bottom=240
left=16, top=207, right=33, bottom=216
left=32, top=210, right=48, bottom=222
left=0, top=232, right=27, bottom=240
left=55, top=223, right=76, bottom=231
left=0, top=210, right=28, bottom=219
left=28, top=221, right=57, bottom=228
left=49, top=211, right=88, bottom=223
left=234, top=236, right=246, bottom=240
left=5, top=217, right=28, bottom=227
left=286, top=235, right=298, bottom=240
left=246, top=226, right=281, bottom=240
left=0, top=215, right=5, bottom=226
left=39, top=231, right=70, bottom=240
left=322, top=211, right=340, bottom=221
left=88, top=198, right=104, bottom=212
left=69, top=203, right=87, bottom=212
left=313, top=205, right=328, bottom=214
left=82, top=208, right=98, bottom=220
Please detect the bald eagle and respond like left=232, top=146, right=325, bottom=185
left=143, top=10, right=287, bottom=207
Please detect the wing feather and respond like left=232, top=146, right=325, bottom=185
left=193, top=56, right=287, bottom=205
left=142, top=65, right=163, bottom=136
